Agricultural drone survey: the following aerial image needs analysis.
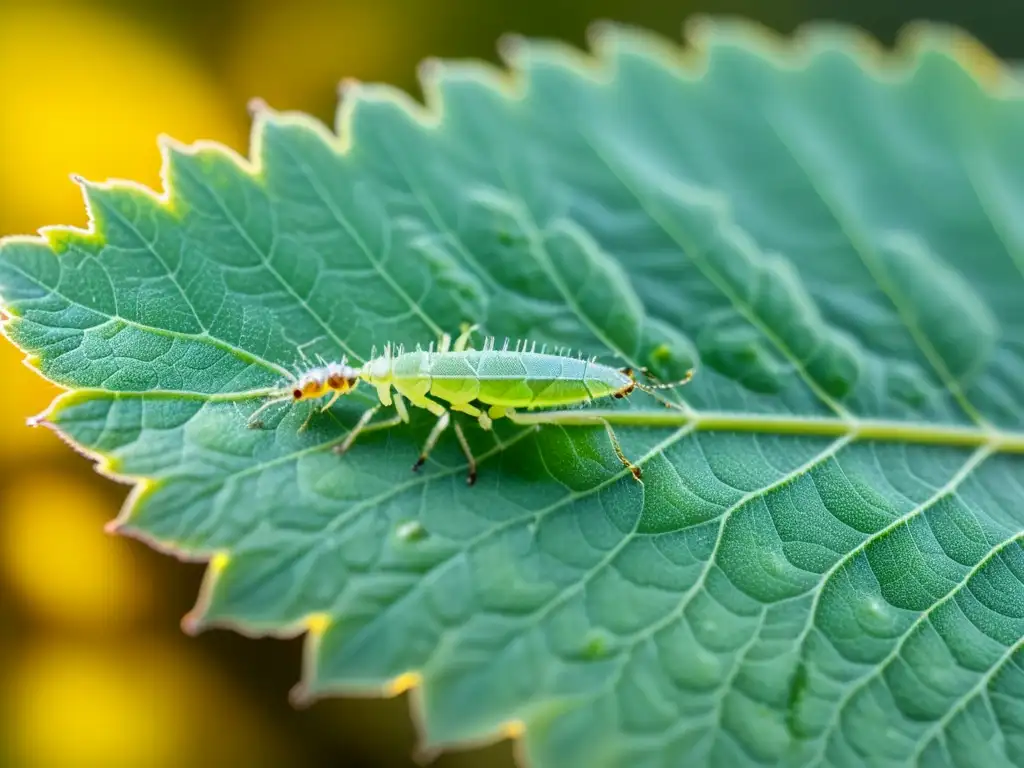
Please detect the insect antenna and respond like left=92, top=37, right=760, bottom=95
left=625, top=367, right=694, bottom=412
left=639, top=367, right=695, bottom=390
left=295, top=338, right=321, bottom=365
left=631, top=381, right=687, bottom=411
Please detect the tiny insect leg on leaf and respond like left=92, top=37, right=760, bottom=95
left=404, top=390, right=481, bottom=485
left=505, top=408, right=644, bottom=481
left=245, top=394, right=294, bottom=430
left=333, top=405, right=404, bottom=457
left=333, top=388, right=481, bottom=486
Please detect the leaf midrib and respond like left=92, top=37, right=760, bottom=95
left=59, top=387, right=1024, bottom=453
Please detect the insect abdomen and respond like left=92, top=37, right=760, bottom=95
left=416, top=351, right=629, bottom=408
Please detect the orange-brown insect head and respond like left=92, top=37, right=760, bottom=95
left=290, top=363, right=360, bottom=401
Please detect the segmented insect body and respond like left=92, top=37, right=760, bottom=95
left=248, top=326, right=692, bottom=486
left=382, top=349, right=634, bottom=412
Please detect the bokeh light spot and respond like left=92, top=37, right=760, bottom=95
left=1, top=470, right=148, bottom=630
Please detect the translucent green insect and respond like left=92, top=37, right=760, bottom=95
left=248, top=326, right=693, bottom=485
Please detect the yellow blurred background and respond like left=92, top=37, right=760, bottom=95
left=0, top=0, right=1016, bottom=765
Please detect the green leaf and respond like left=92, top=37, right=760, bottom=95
left=2, top=16, right=1024, bottom=768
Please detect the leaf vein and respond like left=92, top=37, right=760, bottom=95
left=579, top=130, right=855, bottom=422
left=800, top=444, right=998, bottom=762
left=3, top=261, right=291, bottom=382
left=275, top=140, right=445, bottom=343
left=762, top=114, right=991, bottom=430
left=172, top=156, right=362, bottom=364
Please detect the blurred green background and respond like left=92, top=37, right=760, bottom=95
left=0, top=1, right=1017, bottom=766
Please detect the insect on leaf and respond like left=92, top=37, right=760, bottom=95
left=2, top=16, right=1024, bottom=768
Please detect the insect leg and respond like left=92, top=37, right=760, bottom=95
left=453, top=323, right=480, bottom=352
left=437, top=332, right=452, bottom=354
left=393, top=391, right=411, bottom=423
left=407, top=395, right=480, bottom=485
left=332, top=406, right=404, bottom=457
left=450, top=400, right=491, bottom=430
left=298, top=405, right=318, bottom=433
left=450, top=420, right=477, bottom=485
left=321, top=390, right=342, bottom=413
left=247, top=395, right=291, bottom=429
left=505, top=411, right=643, bottom=482
left=599, top=420, right=643, bottom=482
left=411, top=408, right=449, bottom=473
left=295, top=338, right=320, bottom=365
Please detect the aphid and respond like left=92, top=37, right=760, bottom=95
left=248, top=326, right=693, bottom=485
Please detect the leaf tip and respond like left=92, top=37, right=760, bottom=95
left=584, top=17, right=616, bottom=42
left=156, top=131, right=188, bottom=154
left=415, top=56, right=443, bottom=85
left=304, top=611, right=331, bottom=638
left=247, top=96, right=276, bottom=118
left=498, top=719, right=525, bottom=740
left=25, top=388, right=65, bottom=431
left=496, top=32, right=526, bottom=62
left=25, top=411, right=50, bottom=429
left=288, top=680, right=316, bottom=710
left=337, top=77, right=361, bottom=98
left=385, top=671, right=422, bottom=697
left=909, top=23, right=1007, bottom=90
left=209, top=550, right=231, bottom=574
left=180, top=610, right=204, bottom=636
left=179, top=549, right=232, bottom=636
